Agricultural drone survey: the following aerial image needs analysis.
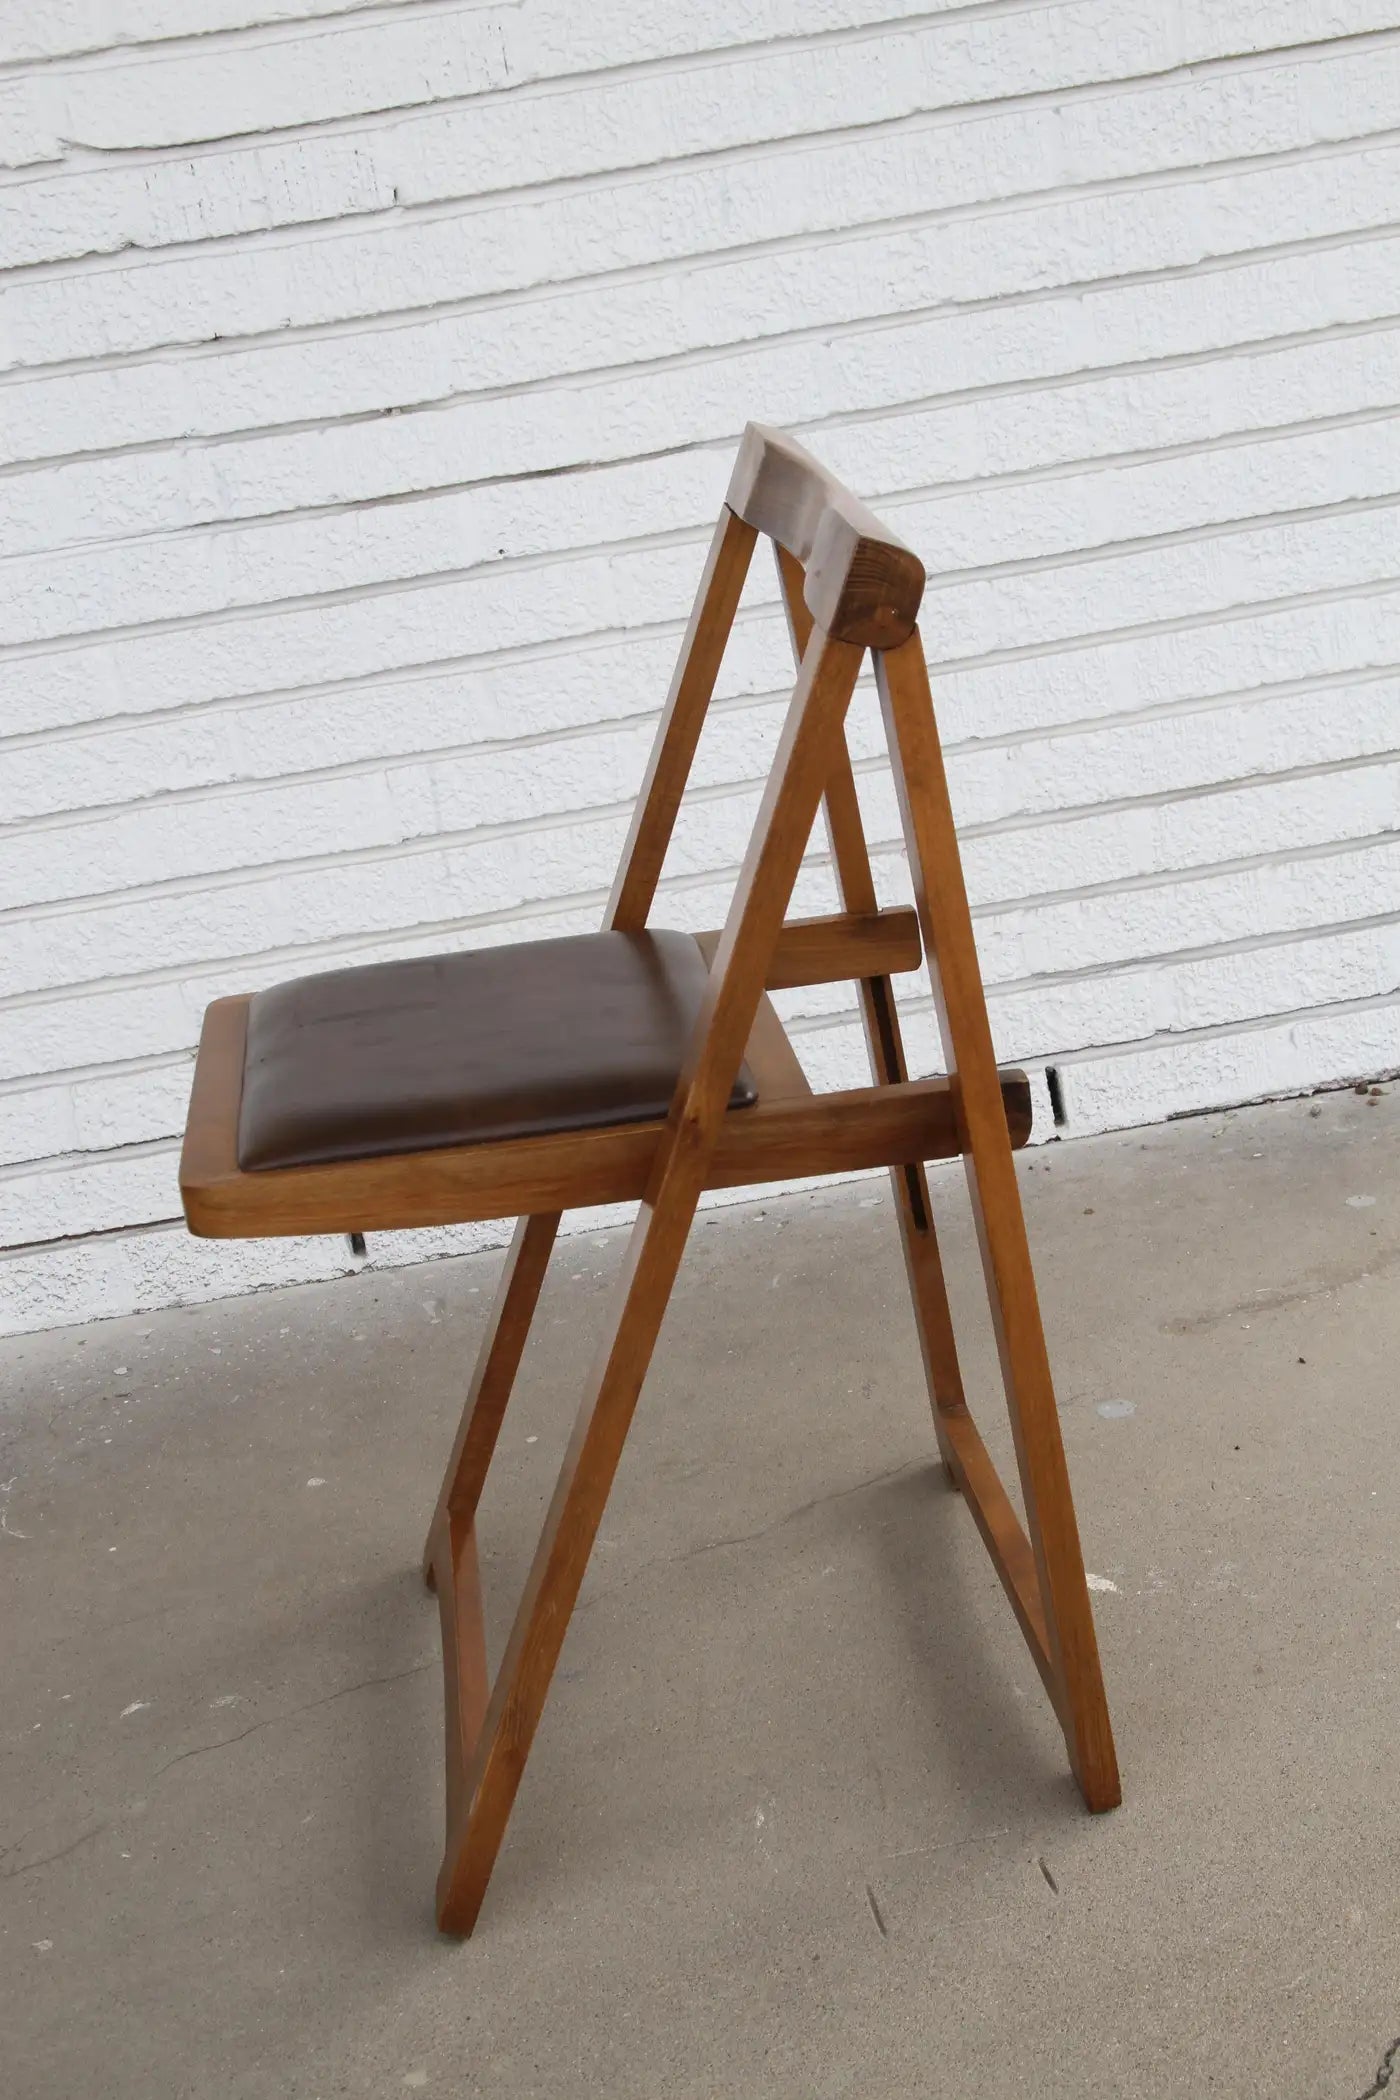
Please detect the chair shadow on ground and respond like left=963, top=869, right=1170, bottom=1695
left=399, top=1449, right=1077, bottom=1937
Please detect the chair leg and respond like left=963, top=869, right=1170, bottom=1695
left=827, top=757, right=970, bottom=1486
left=771, top=546, right=971, bottom=1487
left=435, top=1182, right=704, bottom=1936
left=874, top=633, right=1120, bottom=1813
left=422, top=1212, right=560, bottom=1589
left=435, top=620, right=865, bottom=1930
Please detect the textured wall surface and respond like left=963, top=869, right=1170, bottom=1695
left=3, top=0, right=1399, bottom=1335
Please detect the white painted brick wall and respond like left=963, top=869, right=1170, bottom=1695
left=2, top=0, right=1398, bottom=1336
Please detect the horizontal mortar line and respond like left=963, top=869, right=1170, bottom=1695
left=955, top=819, right=1400, bottom=917
left=3, top=219, right=1398, bottom=428
left=8, top=736, right=1400, bottom=931
left=784, top=936, right=1400, bottom=1050
left=922, top=566, right=1400, bottom=678
left=781, top=910, right=1400, bottom=1032
left=0, top=0, right=1053, bottom=105
left=10, top=827, right=859, bottom=1009
left=950, top=744, right=1400, bottom=838
left=11, top=648, right=1398, bottom=836
left=0, top=517, right=714, bottom=660
left=0, top=1213, right=185, bottom=1258
left=8, top=22, right=1399, bottom=283
left=973, top=904, right=1400, bottom=1002
left=788, top=973, right=1400, bottom=1077
left=13, top=385, right=1400, bottom=567
left=28, top=99, right=1388, bottom=291
left=3, top=735, right=1397, bottom=924
left=0, top=1045, right=194, bottom=1099
left=3, top=818, right=1395, bottom=1024
left=0, top=879, right=615, bottom=1013
left=14, top=1, right=1393, bottom=165
left=0, top=1132, right=180, bottom=1184
left=0, top=601, right=714, bottom=750
left=923, top=485, right=1400, bottom=592
left=7, top=553, right=1400, bottom=760
left=5, top=129, right=1400, bottom=386
left=1052, top=981, right=1400, bottom=1067
left=0, top=826, right=850, bottom=1029
left=0, top=693, right=716, bottom=829
left=8, top=463, right=1400, bottom=667
left=10, top=272, right=1400, bottom=487
left=1, top=0, right=1372, bottom=164
left=10, top=382, right=1400, bottom=567
left=11, top=911, right=1400, bottom=1172
left=0, top=0, right=506, bottom=79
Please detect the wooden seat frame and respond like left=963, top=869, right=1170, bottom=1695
left=181, top=423, right=1119, bottom=1937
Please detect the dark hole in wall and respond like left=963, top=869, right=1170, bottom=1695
left=1045, top=1066, right=1067, bottom=1129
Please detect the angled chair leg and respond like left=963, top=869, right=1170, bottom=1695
left=824, top=748, right=971, bottom=1487
left=773, top=545, right=968, bottom=1484
left=437, top=620, right=867, bottom=1934
left=874, top=632, right=1120, bottom=1812
left=435, top=1178, right=706, bottom=1935
left=422, top=1211, right=561, bottom=1589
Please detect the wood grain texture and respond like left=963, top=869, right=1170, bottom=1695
left=760, top=905, right=921, bottom=989
left=729, top=423, right=924, bottom=647
left=435, top=625, right=867, bottom=1933
left=180, top=427, right=1119, bottom=1941
left=874, top=629, right=1120, bottom=1812
left=421, top=1210, right=561, bottom=1585
left=180, top=985, right=1029, bottom=1239
left=774, top=543, right=969, bottom=1484
left=428, top=1507, right=490, bottom=1849
left=608, top=506, right=757, bottom=930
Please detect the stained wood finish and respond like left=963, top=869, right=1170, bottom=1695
left=773, top=545, right=968, bottom=1484
left=435, top=626, right=867, bottom=1933
left=608, top=506, right=757, bottom=931
left=181, top=989, right=1029, bottom=1239
left=761, top=904, right=920, bottom=989
left=874, top=631, right=1120, bottom=1811
left=178, top=419, right=1119, bottom=1938
left=420, top=1210, right=560, bottom=1586
left=728, top=424, right=924, bottom=648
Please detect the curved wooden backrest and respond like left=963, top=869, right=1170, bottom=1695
left=725, top=422, right=925, bottom=650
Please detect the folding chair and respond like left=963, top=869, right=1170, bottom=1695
left=180, top=423, right=1120, bottom=1937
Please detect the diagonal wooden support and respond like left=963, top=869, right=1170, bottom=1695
left=874, top=631, right=1120, bottom=1809
left=773, top=546, right=968, bottom=1484
left=435, top=623, right=866, bottom=1933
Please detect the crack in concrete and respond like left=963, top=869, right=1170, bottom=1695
left=1165, top=1240, right=1400, bottom=1332
left=578, top=1457, right=927, bottom=1613
left=0, top=1660, right=433, bottom=1885
left=148, top=1659, right=434, bottom=1783
left=0, top=1819, right=108, bottom=1883
left=1358, top=2035, right=1400, bottom=2099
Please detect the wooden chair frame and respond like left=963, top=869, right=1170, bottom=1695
left=181, top=423, right=1119, bottom=1938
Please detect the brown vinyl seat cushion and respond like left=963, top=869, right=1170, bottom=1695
left=236, top=929, right=757, bottom=1172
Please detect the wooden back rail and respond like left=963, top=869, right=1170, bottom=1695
left=180, top=422, right=1119, bottom=1937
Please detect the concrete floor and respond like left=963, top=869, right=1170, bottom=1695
left=2, top=1089, right=1398, bottom=2099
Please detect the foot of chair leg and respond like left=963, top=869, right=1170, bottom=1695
left=1066, top=1717, right=1123, bottom=1814
left=1077, top=1765, right=1124, bottom=1814
left=436, top=1820, right=490, bottom=1938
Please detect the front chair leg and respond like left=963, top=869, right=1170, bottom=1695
left=422, top=1211, right=561, bottom=1590
left=436, top=1183, right=702, bottom=1936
